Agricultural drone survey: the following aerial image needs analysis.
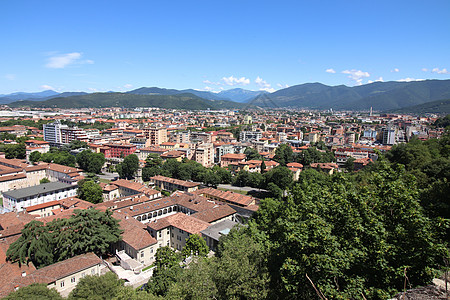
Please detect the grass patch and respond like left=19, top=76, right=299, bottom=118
left=142, top=263, right=154, bottom=272
left=99, top=178, right=111, bottom=184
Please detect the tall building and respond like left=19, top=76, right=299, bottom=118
left=44, top=121, right=87, bottom=146
left=143, top=127, right=168, bottom=145
left=382, top=127, right=396, bottom=145
left=43, top=121, right=64, bottom=145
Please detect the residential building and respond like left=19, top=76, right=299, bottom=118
left=143, top=127, right=168, bottom=145
left=150, top=175, right=200, bottom=192
left=2, top=182, right=78, bottom=212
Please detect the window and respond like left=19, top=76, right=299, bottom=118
left=141, top=252, right=144, bottom=258
left=81, top=272, right=85, bottom=278
left=71, top=277, right=76, bottom=283
left=159, top=231, right=162, bottom=238
left=167, top=229, right=169, bottom=235
left=91, top=269, right=95, bottom=275
left=60, top=281, right=64, bottom=287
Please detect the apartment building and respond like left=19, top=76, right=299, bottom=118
left=2, top=182, right=78, bottom=212
left=143, top=127, right=168, bottom=145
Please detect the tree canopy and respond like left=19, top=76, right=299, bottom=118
left=7, top=209, right=122, bottom=268
left=77, top=179, right=103, bottom=204
left=117, top=154, right=139, bottom=179
left=76, top=150, right=105, bottom=174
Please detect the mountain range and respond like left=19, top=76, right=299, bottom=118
left=4, top=79, right=450, bottom=112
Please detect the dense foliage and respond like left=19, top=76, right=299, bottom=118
left=117, top=154, right=139, bottom=179
left=76, top=150, right=105, bottom=174
left=6, top=209, right=122, bottom=268
left=77, top=179, right=103, bottom=204
left=4, top=283, right=63, bottom=300
left=142, top=156, right=232, bottom=187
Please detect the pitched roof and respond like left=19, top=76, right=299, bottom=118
left=113, top=212, right=157, bottom=250
left=150, top=175, right=200, bottom=188
left=192, top=205, right=236, bottom=223
left=194, top=188, right=255, bottom=207
left=147, top=213, right=210, bottom=234
left=2, top=182, right=75, bottom=200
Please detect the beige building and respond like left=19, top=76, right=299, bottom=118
left=147, top=213, right=210, bottom=251
left=143, top=127, right=168, bottom=146
left=150, top=175, right=200, bottom=192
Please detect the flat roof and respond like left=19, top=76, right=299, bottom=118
left=2, top=182, right=76, bottom=200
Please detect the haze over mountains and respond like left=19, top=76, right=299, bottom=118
left=4, top=79, right=450, bottom=112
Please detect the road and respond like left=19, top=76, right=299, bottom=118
left=217, top=184, right=267, bottom=193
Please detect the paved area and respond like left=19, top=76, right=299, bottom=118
left=109, top=265, right=154, bottom=288
left=217, top=184, right=267, bottom=193
left=97, top=171, right=119, bottom=181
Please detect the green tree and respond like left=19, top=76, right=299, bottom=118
left=39, top=177, right=50, bottom=184
left=264, top=166, right=293, bottom=190
left=29, top=151, right=42, bottom=164
left=153, top=246, right=179, bottom=273
left=69, top=272, right=123, bottom=300
left=244, top=147, right=262, bottom=161
left=77, top=180, right=103, bottom=204
left=274, top=143, right=294, bottom=166
left=117, top=154, right=139, bottom=179
left=7, top=209, right=121, bottom=268
left=166, top=258, right=218, bottom=299
left=182, top=234, right=208, bottom=257
left=76, top=150, right=105, bottom=174
left=344, top=156, right=356, bottom=171
left=4, top=283, right=63, bottom=300
left=145, top=264, right=182, bottom=297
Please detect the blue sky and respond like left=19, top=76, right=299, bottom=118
left=1, top=0, right=449, bottom=94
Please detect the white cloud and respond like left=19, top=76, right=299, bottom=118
left=203, top=86, right=220, bottom=93
left=397, top=78, right=425, bottom=82
left=368, top=77, right=384, bottom=84
left=422, top=68, right=428, bottom=72
left=41, top=84, right=55, bottom=90
left=4, top=74, right=16, bottom=80
left=341, top=69, right=370, bottom=85
left=391, top=68, right=399, bottom=73
left=124, top=84, right=133, bottom=89
left=222, top=75, right=250, bottom=86
left=277, top=83, right=289, bottom=88
left=45, top=52, right=94, bottom=69
left=432, top=67, right=449, bottom=74
left=88, top=88, right=98, bottom=92
left=255, top=76, right=274, bottom=92
left=325, top=68, right=336, bottom=74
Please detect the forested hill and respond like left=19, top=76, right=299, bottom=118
left=8, top=92, right=245, bottom=110
left=253, top=79, right=450, bottom=111
left=390, top=98, right=450, bottom=114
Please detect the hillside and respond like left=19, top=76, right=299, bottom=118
left=252, top=79, right=450, bottom=111
left=8, top=93, right=245, bottom=110
left=390, top=98, right=450, bottom=114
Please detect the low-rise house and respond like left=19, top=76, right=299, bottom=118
left=2, top=182, right=78, bottom=212
left=201, top=220, right=240, bottom=252
left=310, top=162, right=340, bottom=175
left=147, top=213, right=210, bottom=251
left=150, top=175, right=200, bottom=192
left=220, top=153, right=246, bottom=168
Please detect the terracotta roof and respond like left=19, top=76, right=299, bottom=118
left=221, top=153, right=246, bottom=160
left=287, top=162, right=304, bottom=168
left=113, top=212, right=157, bottom=250
left=194, top=188, right=255, bottom=207
left=192, top=205, right=236, bottom=223
left=12, top=253, right=102, bottom=288
left=150, top=175, right=200, bottom=188
left=0, top=173, right=27, bottom=183
left=147, top=213, right=210, bottom=234
left=115, top=197, right=176, bottom=217
left=25, top=200, right=60, bottom=212
left=173, top=193, right=218, bottom=213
